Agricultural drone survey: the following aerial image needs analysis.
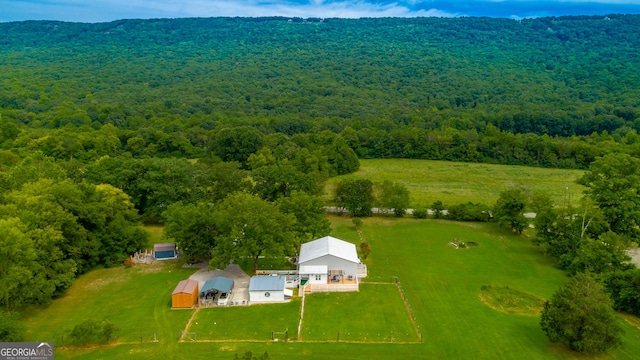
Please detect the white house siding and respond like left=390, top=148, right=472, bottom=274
left=300, top=254, right=358, bottom=280
left=249, top=290, right=285, bottom=303
left=307, top=273, right=327, bottom=284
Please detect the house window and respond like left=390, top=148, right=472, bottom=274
left=315, top=274, right=322, bottom=281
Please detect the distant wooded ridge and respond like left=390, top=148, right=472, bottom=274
left=1, top=15, right=640, bottom=168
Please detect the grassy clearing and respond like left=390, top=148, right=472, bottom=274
left=21, top=215, right=640, bottom=359
left=479, top=285, right=546, bottom=316
left=301, top=284, right=419, bottom=343
left=22, top=260, right=197, bottom=357
left=325, top=159, right=585, bottom=207
left=144, top=224, right=165, bottom=250
left=189, top=300, right=301, bottom=341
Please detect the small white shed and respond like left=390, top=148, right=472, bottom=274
left=249, top=275, right=289, bottom=303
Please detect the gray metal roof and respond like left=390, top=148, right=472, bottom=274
left=249, top=275, right=286, bottom=291
left=298, top=236, right=359, bottom=264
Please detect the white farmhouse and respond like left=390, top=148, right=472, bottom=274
left=298, top=236, right=366, bottom=292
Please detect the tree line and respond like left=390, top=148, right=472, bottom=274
left=0, top=153, right=147, bottom=312
left=498, top=153, right=640, bottom=353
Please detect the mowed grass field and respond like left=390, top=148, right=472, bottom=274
left=301, top=284, right=419, bottom=343
left=20, top=218, right=640, bottom=359
left=190, top=300, right=301, bottom=341
left=326, top=159, right=586, bottom=207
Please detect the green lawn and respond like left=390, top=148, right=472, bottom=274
left=21, top=261, right=198, bottom=357
left=190, top=300, right=301, bottom=341
left=20, top=216, right=640, bottom=359
left=326, top=159, right=586, bottom=207
left=301, top=284, right=419, bottom=343
left=144, top=224, right=166, bottom=250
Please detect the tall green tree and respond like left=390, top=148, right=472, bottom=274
left=431, top=200, right=445, bottom=219
left=377, top=180, right=410, bottom=217
left=578, top=153, right=640, bottom=241
left=326, top=136, right=360, bottom=176
left=278, top=191, right=330, bottom=245
left=0, top=116, right=19, bottom=146
left=603, top=268, right=640, bottom=316
left=0, top=218, right=36, bottom=309
left=212, top=193, right=296, bottom=272
left=211, top=127, right=264, bottom=168
left=335, top=179, right=374, bottom=217
left=494, top=186, right=528, bottom=234
left=566, top=232, right=632, bottom=275
left=2, top=152, right=67, bottom=191
left=91, top=183, right=148, bottom=266
left=540, top=272, right=623, bottom=353
left=163, top=201, right=218, bottom=262
left=251, top=163, right=313, bottom=202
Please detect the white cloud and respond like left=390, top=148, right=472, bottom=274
left=110, top=0, right=457, bottom=19
left=2, top=0, right=458, bottom=22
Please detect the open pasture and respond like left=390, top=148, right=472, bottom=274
left=326, top=159, right=586, bottom=207
left=330, top=215, right=640, bottom=359
left=20, top=217, right=640, bottom=359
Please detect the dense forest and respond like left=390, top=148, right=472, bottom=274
left=1, top=15, right=640, bottom=168
left=2, top=15, right=640, bottom=340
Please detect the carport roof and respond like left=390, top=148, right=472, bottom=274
left=201, top=276, right=234, bottom=294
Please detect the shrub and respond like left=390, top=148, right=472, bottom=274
left=412, top=207, right=428, bottom=219
left=68, top=319, right=119, bottom=345
left=447, top=202, right=491, bottom=222
left=352, top=217, right=363, bottom=230
left=360, top=242, right=371, bottom=259
left=0, top=311, right=24, bottom=342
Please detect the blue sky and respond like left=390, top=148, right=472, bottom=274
left=2, top=0, right=640, bottom=22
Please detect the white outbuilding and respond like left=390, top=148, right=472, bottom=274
left=249, top=275, right=291, bottom=303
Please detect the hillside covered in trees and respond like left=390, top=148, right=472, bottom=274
left=1, top=15, right=640, bottom=168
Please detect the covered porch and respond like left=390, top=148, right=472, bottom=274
left=299, top=269, right=359, bottom=293
left=327, top=269, right=357, bottom=284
